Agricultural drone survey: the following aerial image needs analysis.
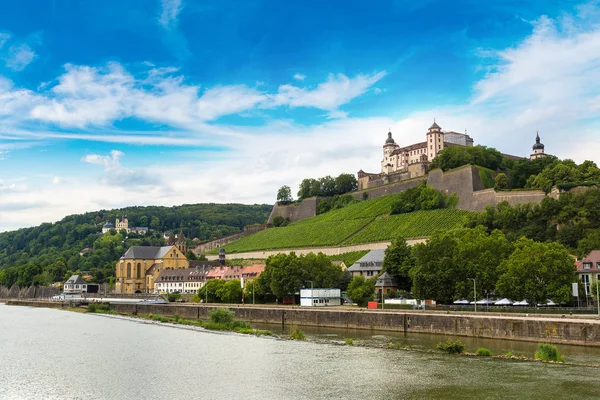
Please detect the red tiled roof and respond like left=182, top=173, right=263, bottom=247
left=576, top=250, right=600, bottom=273
left=206, top=264, right=265, bottom=280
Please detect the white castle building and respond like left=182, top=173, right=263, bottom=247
left=358, top=121, right=547, bottom=191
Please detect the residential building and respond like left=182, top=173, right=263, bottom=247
left=375, top=272, right=397, bottom=298
left=154, top=265, right=217, bottom=294
left=300, top=288, right=341, bottom=307
left=206, top=264, right=265, bottom=281
left=346, top=249, right=385, bottom=278
left=64, top=275, right=98, bottom=294
left=115, top=245, right=188, bottom=294
left=576, top=250, right=600, bottom=296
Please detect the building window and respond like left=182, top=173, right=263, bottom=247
left=597, top=262, right=600, bottom=269
left=584, top=263, right=592, bottom=269
left=127, top=263, right=132, bottom=278
left=137, top=263, right=141, bottom=279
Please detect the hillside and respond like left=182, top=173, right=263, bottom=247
left=219, top=194, right=473, bottom=253
left=0, top=203, right=271, bottom=287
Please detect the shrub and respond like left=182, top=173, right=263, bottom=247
left=476, top=348, right=492, bottom=357
left=209, top=308, right=235, bottom=325
left=505, top=351, right=513, bottom=358
left=344, top=338, right=354, bottom=345
left=436, top=339, right=465, bottom=354
left=289, top=326, right=306, bottom=340
left=86, top=303, right=98, bottom=313
left=534, top=343, right=564, bottom=362
left=167, top=293, right=182, bottom=302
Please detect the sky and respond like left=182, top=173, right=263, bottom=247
left=1, top=0, right=600, bottom=232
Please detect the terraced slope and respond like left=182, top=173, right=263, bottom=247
left=220, top=194, right=474, bottom=253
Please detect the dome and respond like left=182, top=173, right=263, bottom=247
left=103, top=222, right=115, bottom=229
left=532, top=132, right=544, bottom=150
left=385, top=131, right=396, bottom=145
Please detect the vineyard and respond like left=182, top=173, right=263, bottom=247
left=344, top=209, right=473, bottom=245
left=219, top=193, right=474, bottom=254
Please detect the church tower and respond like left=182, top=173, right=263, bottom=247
left=176, top=231, right=187, bottom=255
left=427, top=121, right=444, bottom=162
left=381, top=130, right=399, bottom=173
left=530, top=131, right=547, bottom=160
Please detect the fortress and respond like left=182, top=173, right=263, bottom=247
left=358, top=121, right=547, bottom=190
left=268, top=121, right=550, bottom=224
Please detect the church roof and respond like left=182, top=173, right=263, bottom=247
left=121, top=246, right=175, bottom=260
left=103, top=222, right=115, bottom=229
left=533, top=132, right=544, bottom=150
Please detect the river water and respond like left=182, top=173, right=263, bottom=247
left=1, top=304, right=599, bottom=400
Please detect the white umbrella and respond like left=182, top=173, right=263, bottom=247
left=513, top=300, right=529, bottom=306
left=475, top=299, right=495, bottom=305
left=494, top=298, right=513, bottom=306
left=453, top=299, right=470, bottom=304
left=546, top=299, right=557, bottom=306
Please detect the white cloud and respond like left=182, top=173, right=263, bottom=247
left=81, top=150, right=163, bottom=188
left=5, top=43, right=36, bottom=71
left=293, top=73, right=306, bottom=81
left=158, top=0, right=183, bottom=29
left=0, top=32, right=9, bottom=49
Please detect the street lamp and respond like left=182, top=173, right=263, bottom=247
left=469, top=278, right=476, bottom=313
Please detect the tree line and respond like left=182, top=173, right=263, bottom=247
left=277, top=173, right=358, bottom=203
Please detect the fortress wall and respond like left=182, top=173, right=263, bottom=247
left=267, top=197, right=321, bottom=224
left=427, top=166, right=476, bottom=210
left=351, top=177, right=426, bottom=200
left=192, top=225, right=268, bottom=255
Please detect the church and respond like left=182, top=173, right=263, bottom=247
left=358, top=121, right=547, bottom=191
left=115, top=232, right=189, bottom=294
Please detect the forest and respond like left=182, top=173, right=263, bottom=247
left=0, top=203, right=271, bottom=287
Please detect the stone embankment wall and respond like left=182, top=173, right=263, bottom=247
left=191, top=225, right=267, bottom=255
left=0, top=285, right=59, bottom=299
left=6, top=301, right=600, bottom=346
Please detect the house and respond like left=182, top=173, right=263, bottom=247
left=375, top=272, right=397, bottom=298
left=331, top=260, right=347, bottom=270
left=63, top=275, right=98, bottom=294
left=206, top=264, right=265, bottom=281
left=346, top=249, right=385, bottom=278
left=300, top=288, right=341, bottom=307
left=79, top=247, right=93, bottom=256
left=115, top=245, right=188, bottom=294
left=576, top=251, right=600, bottom=296
left=154, top=266, right=216, bottom=294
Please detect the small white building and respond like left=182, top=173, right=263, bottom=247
left=63, top=275, right=89, bottom=294
left=300, top=288, right=341, bottom=307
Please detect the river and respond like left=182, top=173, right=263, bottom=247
left=1, top=304, right=599, bottom=400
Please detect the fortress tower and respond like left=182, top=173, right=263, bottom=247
left=426, top=121, right=444, bottom=162
left=530, top=132, right=547, bottom=160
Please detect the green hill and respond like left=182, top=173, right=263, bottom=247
left=220, top=194, right=473, bottom=253
left=0, top=203, right=271, bottom=287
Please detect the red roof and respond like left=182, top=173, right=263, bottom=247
left=206, top=264, right=265, bottom=280
left=576, top=250, right=600, bottom=273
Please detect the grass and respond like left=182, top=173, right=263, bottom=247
left=476, top=348, right=492, bottom=357
left=534, top=343, right=564, bottom=362
left=344, top=338, right=354, bottom=345
left=436, top=339, right=465, bottom=354
left=289, top=326, right=306, bottom=341
left=220, top=193, right=472, bottom=253
left=328, top=250, right=369, bottom=266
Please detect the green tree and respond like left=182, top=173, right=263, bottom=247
left=216, top=279, right=243, bottom=303
left=319, top=176, right=337, bottom=197
left=494, top=173, right=508, bottom=190
left=198, top=279, right=226, bottom=303
left=496, top=237, right=575, bottom=304
left=382, top=237, right=414, bottom=291
left=346, top=276, right=375, bottom=307
left=334, top=173, right=358, bottom=194
left=277, top=185, right=293, bottom=203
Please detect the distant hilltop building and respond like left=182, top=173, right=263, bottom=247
left=102, top=215, right=148, bottom=235
left=358, top=121, right=548, bottom=190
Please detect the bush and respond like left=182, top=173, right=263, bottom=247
left=344, top=338, right=354, bottom=345
left=86, top=303, right=98, bottom=313
left=534, top=343, right=564, bottom=362
left=209, top=308, right=235, bottom=325
left=167, top=293, right=182, bottom=302
left=86, top=302, right=111, bottom=313
left=289, top=326, right=306, bottom=340
left=476, top=348, right=492, bottom=357
left=436, top=339, right=465, bottom=354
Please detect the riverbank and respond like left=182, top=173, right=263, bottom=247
left=8, top=299, right=600, bottom=347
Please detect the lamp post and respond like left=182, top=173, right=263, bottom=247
left=469, top=278, right=476, bottom=313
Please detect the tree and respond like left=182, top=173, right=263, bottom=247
left=197, top=279, right=226, bottom=303
left=382, top=237, right=414, bottom=291
left=319, top=176, right=337, bottom=197
left=494, top=173, right=508, bottom=190
left=335, top=173, right=358, bottom=194
left=277, top=185, right=293, bottom=203
left=272, top=216, right=290, bottom=227
left=496, top=237, right=575, bottom=304
left=216, top=279, right=243, bottom=303
left=346, top=276, right=375, bottom=306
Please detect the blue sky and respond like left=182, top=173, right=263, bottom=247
left=1, top=0, right=600, bottom=231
